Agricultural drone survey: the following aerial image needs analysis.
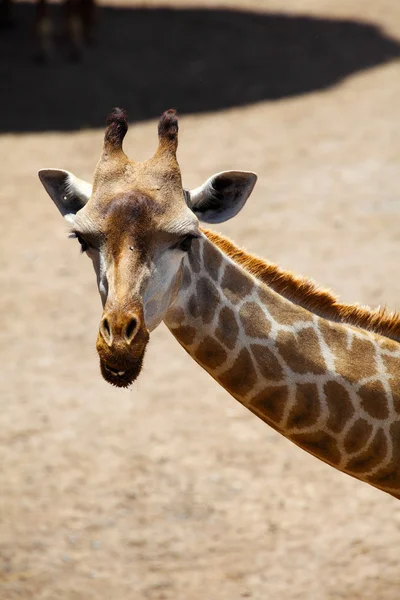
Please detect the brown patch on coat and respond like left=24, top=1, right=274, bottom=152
left=221, top=264, right=253, bottom=304
left=358, top=380, right=389, bottom=420
left=188, top=295, right=200, bottom=319
left=171, top=325, right=197, bottom=346
left=320, top=323, right=378, bottom=382
left=215, top=307, right=239, bottom=350
left=180, top=265, right=192, bottom=291
left=345, top=428, right=387, bottom=474
left=368, top=421, right=400, bottom=491
left=250, top=344, right=282, bottom=380
left=343, top=418, right=373, bottom=454
left=369, top=468, right=400, bottom=492
left=166, top=306, right=185, bottom=327
left=195, top=336, right=227, bottom=369
left=250, top=385, right=288, bottom=428
left=286, top=383, right=320, bottom=430
left=258, top=286, right=312, bottom=327
left=324, top=381, right=355, bottom=434
left=188, top=246, right=201, bottom=274
left=381, top=353, right=400, bottom=377
left=378, top=335, right=400, bottom=353
left=239, top=302, right=271, bottom=338
left=196, top=277, right=220, bottom=325
left=290, top=430, right=341, bottom=466
left=218, top=348, right=258, bottom=397
left=203, top=228, right=400, bottom=343
left=276, top=327, right=326, bottom=375
left=202, top=239, right=223, bottom=282
left=382, top=353, right=400, bottom=413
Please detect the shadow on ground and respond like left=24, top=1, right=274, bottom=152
left=1, top=4, right=400, bottom=133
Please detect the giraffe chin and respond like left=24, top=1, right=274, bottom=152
left=96, top=327, right=150, bottom=388
left=99, top=354, right=145, bottom=388
left=97, top=333, right=149, bottom=389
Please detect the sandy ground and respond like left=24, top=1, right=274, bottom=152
left=1, top=1, right=400, bottom=598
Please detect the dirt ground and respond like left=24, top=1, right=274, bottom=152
left=1, top=1, right=400, bottom=598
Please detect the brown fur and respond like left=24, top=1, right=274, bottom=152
left=104, top=108, right=128, bottom=151
left=203, top=228, right=400, bottom=343
left=158, top=109, right=178, bottom=140
left=156, top=109, right=179, bottom=157
left=78, top=108, right=194, bottom=388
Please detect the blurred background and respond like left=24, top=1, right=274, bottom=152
left=1, top=1, right=400, bottom=598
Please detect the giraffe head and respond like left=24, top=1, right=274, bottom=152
left=39, top=109, right=257, bottom=387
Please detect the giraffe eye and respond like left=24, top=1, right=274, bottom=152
left=69, top=232, right=89, bottom=253
left=76, top=234, right=88, bottom=253
left=178, top=235, right=197, bottom=252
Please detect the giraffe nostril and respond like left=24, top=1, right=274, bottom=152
left=124, top=317, right=138, bottom=343
left=103, top=318, right=110, bottom=336
left=100, top=317, right=112, bottom=345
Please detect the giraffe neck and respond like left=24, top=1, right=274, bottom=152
left=164, top=232, right=400, bottom=499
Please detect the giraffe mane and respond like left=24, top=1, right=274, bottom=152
left=203, top=228, right=400, bottom=343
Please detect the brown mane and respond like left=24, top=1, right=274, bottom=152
left=203, top=228, right=400, bottom=343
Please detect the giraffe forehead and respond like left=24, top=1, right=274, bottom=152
left=94, top=153, right=183, bottom=199
left=103, top=193, right=157, bottom=259
left=88, top=189, right=187, bottom=235
left=83, top=190, right=197, bottom=261
left=102, top=190, right=163, bottom=226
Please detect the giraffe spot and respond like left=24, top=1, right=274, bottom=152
left=166, top=306, right=185, bottom=327
left=345, top=428, right=387, bottom=475
left=239, top=302, right=271, bottom=338
left=343, top=418, right=373, bottom=454
left=218, top=348, right=258, bottom=397
left=290, top=430, right=341, bottom=466
left=319, top=321, right=378, bottom=383
left=202, top=239, right=223, bottom=282
left=188, top=295, right=200, bottom=319
left=221, top=264, right=254, bottom=304
left=258, top=287, right=312, bottom=326
left=196, top=277, right=220, bottom=325
left=382, top=353, right=400, bottom=414
left=358, top=380, right=389, bottom=420
left=378, top=336, right=400, bottom=353
left=188, top=245, right=201, bottom=274
left=369, top=468, right=400, bottom=492
left=180, top=265, right=192, bottom=291
left=286, top=383, right=320, bottom=431
left=250, top=344, right=282, bottom=380
left=250, top=385, right=288, bottom=429
left=215, top=307, right=239, bottom=350
left=367, top=421, right=400, bottom=491
left=324, top=381, right=355, bottom=434
left=195, top=336, right=227, bottom=369
left=171, top=325, right=197, bottom=346
left=276, top=327, right=326, bottom=375
left=382, top=354, right=400, bottom=374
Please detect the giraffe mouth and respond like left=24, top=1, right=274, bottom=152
left=96, top=312, right=150, bottom=388
left=99, top=357, right=145, bottom=388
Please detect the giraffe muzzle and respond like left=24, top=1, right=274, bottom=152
left=96, top=307, right=150, bottom=388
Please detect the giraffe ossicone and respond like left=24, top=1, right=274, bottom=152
left=39, top=108, right=400, bottom=499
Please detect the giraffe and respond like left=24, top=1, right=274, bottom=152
left=39, top=108, right=400, bottom=500
left=0, top=0, right=95, bottom=62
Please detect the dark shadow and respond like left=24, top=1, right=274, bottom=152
left=1, top=4, right=400, bottom=133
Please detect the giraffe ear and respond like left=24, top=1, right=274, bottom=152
left=38, top=169, right=92, bottom=223
left=185, top=170, right=257, bottom=224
